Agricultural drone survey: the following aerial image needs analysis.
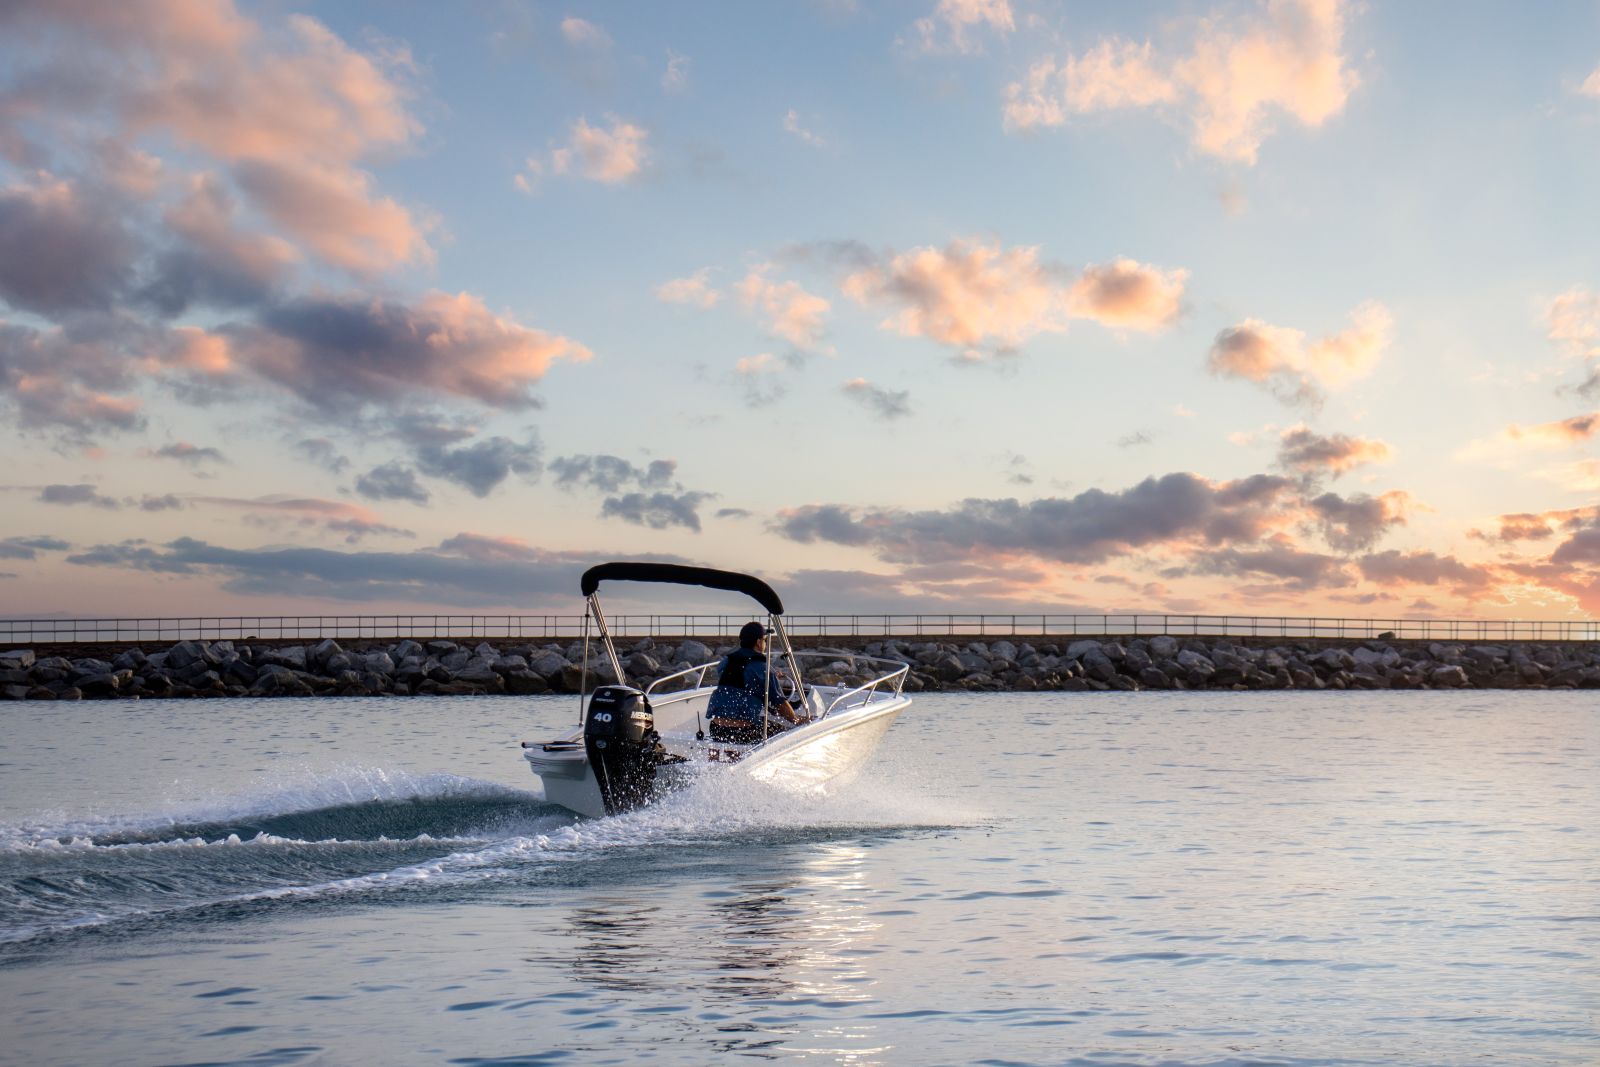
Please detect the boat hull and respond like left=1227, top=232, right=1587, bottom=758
left=524, top=691, right=909, bottom=818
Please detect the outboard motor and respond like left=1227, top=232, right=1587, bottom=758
left=583, top=685, right=662, bottom=815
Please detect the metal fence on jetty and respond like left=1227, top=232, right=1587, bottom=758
left=2, top=613, right=1596, bottom=645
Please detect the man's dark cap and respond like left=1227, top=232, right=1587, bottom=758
left=738, top=620, right=773, bottom=647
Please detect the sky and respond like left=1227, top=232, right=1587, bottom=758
left=1, top=0, right=1598, bottom=621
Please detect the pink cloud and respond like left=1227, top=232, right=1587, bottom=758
left=1067, top=257, right=1187, bottom=332
left=908, top=0, right=1014, bottom=55
left=1005, top=0, right=1358, bottom=164
left=655, top=269, right=720, bottom=309
left=842, top=239, right=1065, bottom=357
left=1, top=0, right=430, bottom=276
left=228, top=290, right=591, bottom=411
left=1276, top=425, right=1393, bottom=476
left=549, top=116, right=649, bottom=184
left=737, top=268, right=830, bottom=350
left=842, top=239, right=1188, bottom=357
left=234, top=160, right=431, bottom=275
left=1209, top=300, right=1392, bottom=405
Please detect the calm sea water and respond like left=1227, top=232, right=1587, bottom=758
left=1, top=690, right=1595, bottom=1066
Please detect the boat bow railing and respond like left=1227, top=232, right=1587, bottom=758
left=642, top=650, right=910, bottom=718
left=785, top=650, right=909, bottom=717
left=644, top=661, right=720, bottom=700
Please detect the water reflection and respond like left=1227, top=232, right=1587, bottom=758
left=534, top=842, right=891, bottom=1063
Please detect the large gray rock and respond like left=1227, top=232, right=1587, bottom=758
left=491, top=654, right=528, bottom=677
left=529, top=651, right=568, bottom=681
left=1429, top=665, right=1469, bottom=688
left=167, top=640, right=217, bottom=671
left=505, top=669, right=549, bottom=695
left=1313, top=648, right=1356, bottom=673
left=258, top=645, right=307, bottom=670
left=393, top=639, right=424, bottom=662
left=988, top=640, right=1018, bottom=662
left=360, top=651, right=396, bottom=675
left=1064, top=640, right=1102, bottom=661
left=0, top=650, right=35, bottom=670
left=71, top=658, right=113, bottom=676
left=1081, top=649, right=1118, bottom=683
left=1147, top=636, right=1178, bottom=660
left=1138, top=666, right=1172, bottom=688
left=308, top=638, right=344, bottom=671
left=224, top=659, right=259, bottom=686
left=112, top=649, right=147, bottom=671
left=956, top=650, right=988, bottom=672
left=1175, top=649, right=1215, bottom=677
left=455, top=665, right=505, bottom=692
left=626, top=652, right=660, bottom=678
left=75, top=672, right=122, bottom=696
left=678, top=640, right=712, bottom=664
left=1352, top=646, right=1399, bottom=670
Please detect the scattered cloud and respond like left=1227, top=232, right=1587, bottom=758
left=842, top=378, right=911, bottom=419
left=232, top=159, right=431, bottom=276
left=354, top=461, right=431, bottom=504
left=152, top=440, right=228, bottom=466
left=1005, top=0, right=1359, bottom=165
left=601, top=490, right=716, bottom=532
left=841, top=239, right=1187, bottom=359
left=1358, top=549, right=1493, bottom=593
left=662, top=49, right=690, bottom=91
left=195, top=494, right=412, bottom=543
left=1546, top=287, right=1600, bottom=394
left=1066, top=258, right=1187, bottom=332
left=784, top=109, right=825, bottom=147
left=230, top=291, right=590, bottom=412
left=1307, top=490, right=1410, bottom=552
left=656, top=269, right=720, bottom=309
left=293, top=437, right=350, bottom=474
left=1469, top=505, right=1597, bottom=544
left=551, top=454, right=676, bottom=494
left=560, top=17, right=611, bottom=49
left=549, top=115, right=650, bottom=184
left=773, top=471, right=1300, bottom=565
left=736, top=267, right=831, bottom=349
left=0, top=535, right=70, bottom=561
left=413, top=435, right=542, bottom=498
left=1276, top=425, right=1392, bottom=477
left=1459, top=410, right=1600, bottom=466
left=1577, top=63, right=1600, bottom=98
left=1117, top=430, right=1153, bottom=448
left=64, top=535, right=599, bottom=607
left=37, top=483, right=121, bottom=509
left=908, top=0, right=1014, bottom=55
left=0, top=173, right=138, bottom=316
left=550, top=454, right=712, bottom=531
left=1208, top=300, right=1392, bottom=406
left=842, top=239, right=1063, bottom=358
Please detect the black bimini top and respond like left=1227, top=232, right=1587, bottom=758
left=579, top=562, right=784, bottom=615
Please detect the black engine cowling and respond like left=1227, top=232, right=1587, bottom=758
left=583, top=685, right=662, bottom=814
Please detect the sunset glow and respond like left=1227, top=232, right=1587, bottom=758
left=1, top=0, right=1597, bottom=619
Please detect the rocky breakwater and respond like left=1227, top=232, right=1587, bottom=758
left=0, top=637, right=726, bottom=700
left=879, top=635, right=1600, bottom=692
left=1, top=635, right=1598, bottom=700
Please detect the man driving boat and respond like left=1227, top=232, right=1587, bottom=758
left=706, top=621, right=807, bottom=743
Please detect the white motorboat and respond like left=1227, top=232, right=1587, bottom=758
left=522, top=562, right=912, bottom=818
